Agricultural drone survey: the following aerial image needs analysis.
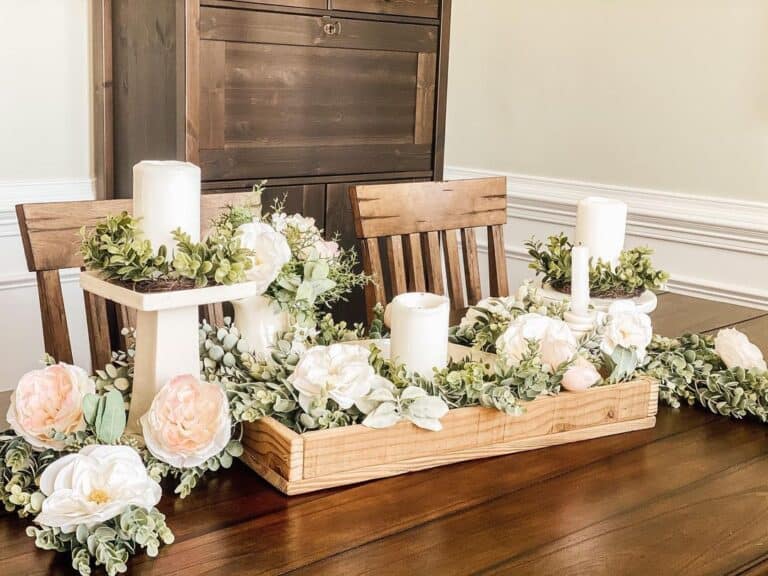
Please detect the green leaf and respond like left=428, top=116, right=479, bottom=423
left=95, top=389, right=127, bottom=443
left=82, top=393, right=99, bottom=426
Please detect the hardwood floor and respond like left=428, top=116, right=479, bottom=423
left=0, top=293, right=767, bottom=575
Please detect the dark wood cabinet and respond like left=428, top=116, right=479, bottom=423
left=94, top=0, right=451, bottom=322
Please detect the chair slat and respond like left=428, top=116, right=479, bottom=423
left=442, top=230, right=465, bottom=309
left=362, top=238, right=386, bottom=323
left=386, top=236, right=408, bottom=298
left=423, top=231, right=444, bottom=295
left=488, top=225, right=510, bottom=297
left=83, top=290, right=113, bottom=370
left=201, top=303, right=225, bottom=328
left=460, top=228, right=482, bottom=304
left=404, top=233, right=426, bottom=292
left=36, top=270, right=73, bottom=363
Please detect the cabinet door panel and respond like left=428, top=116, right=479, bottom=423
left=198, top=7, right=438, bottom=181
left=330, top=0, right=439, bottom=19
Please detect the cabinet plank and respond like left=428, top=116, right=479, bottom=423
left=200, top=7, right=438, bottom=53
left=331, top=0, right=439, bottom=19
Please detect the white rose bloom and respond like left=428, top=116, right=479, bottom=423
left=237, top=222, right=292, bottom=293
left=35, top=445, right=161, bottom=533
left=288, top=344, right=382, bottom=412
left=714, top=328, right=767, bottom=371
left=495, top=313, right=577, bottom=371
left=600, top=301, right=653, bottom=360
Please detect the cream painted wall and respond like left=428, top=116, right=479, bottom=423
left=445, top=0, right=768, bottom=201
left=0, top=0, right=92, bottom=180
left=0, top=0, right=94, bottom=394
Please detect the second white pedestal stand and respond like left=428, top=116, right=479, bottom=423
left=80, top=271, right=260, bottom=433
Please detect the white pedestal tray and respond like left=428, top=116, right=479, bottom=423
left=80, top=271, right=260, bottom=433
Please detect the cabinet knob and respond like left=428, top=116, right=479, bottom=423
left=322, top=20, right=341, bottom=36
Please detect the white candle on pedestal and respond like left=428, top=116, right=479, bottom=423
left=570, top=245, right=590, bottom=316
left=390, top=292, right=449, bottom=377
left=575, top=197, right=627, bottom=266
left=133, top=161, right=201, bottom=257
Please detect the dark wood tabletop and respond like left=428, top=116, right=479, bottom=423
left=1, top=293, right=767, bottom=576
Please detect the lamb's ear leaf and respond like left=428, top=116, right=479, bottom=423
left=82, top=394, right=99, bottom=427
left=95, top=390, right=127, bottom=444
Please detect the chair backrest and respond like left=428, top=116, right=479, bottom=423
left=349, top=177, right=510, bottom=322
left=16, top=192, right=253, bottom=371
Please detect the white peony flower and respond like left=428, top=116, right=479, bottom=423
left=237, top=222, right=292, bottom=293
left=288, top=344, right=383, bottom=412
left=140, top=374, right=232, bottom=469
left=600, top=301, right=653, bottom=360
left=7, top=363, right=94, bottom=451
left=562, top=356, right=602, bottom=392
left=495, top=313, right=577, bottom=371
left=714, top=328, right=767, bottom=371
left=35, top=445, right=161, bottom=533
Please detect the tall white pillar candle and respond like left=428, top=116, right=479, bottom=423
left=574, top=197, right=627, bottom=266
left=390, top=292, right=450, bottom=377
left=570, top=245, right=590, bottom=315
left=133, top=161, right=201, bottom=257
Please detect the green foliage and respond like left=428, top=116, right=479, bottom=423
left=171, top=225, right=253, bottom=288
left=526, top=233, right=669, bottom=297
left=644, top=333, right=768, bottom=422
left=82, top=390, right=127, bottom=444
left=26, top=505, right=174, bottom=576
left=0, top=434, right=53, bottom=516
left=80, top=212, right=169, bottom=283
left=450, top=283, right=569, bottom=352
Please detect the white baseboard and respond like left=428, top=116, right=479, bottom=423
left=446, top=166, right=768, bottom=310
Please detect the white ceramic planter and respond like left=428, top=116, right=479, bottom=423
left=538, top=282, right=658, bottom=314
left=231, top=294, right=289, bottom=359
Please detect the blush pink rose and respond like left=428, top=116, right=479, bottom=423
left=7, top=363, right=94, bottom=450
left=562, top=357, right=602, bottom=392
left=140, top=375, right=231, bottom=468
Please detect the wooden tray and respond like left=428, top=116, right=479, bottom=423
left=241, top=345, right=659, bottom=495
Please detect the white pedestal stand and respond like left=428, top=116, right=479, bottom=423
left=80, top=271, right=259, bottom=433
left=564, top=310, right=597, bottom=341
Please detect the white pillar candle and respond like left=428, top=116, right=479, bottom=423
left=390, top=292, right=450, bottom=377
left=575, top=196, right=627, bottom=266
left=133, top=161, right=201, bottom=257
left=570, top=245, right=590, bottom=315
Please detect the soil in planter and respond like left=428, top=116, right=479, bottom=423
left=113, top=277, right=198, bottom=293
left=552, top=282, right=644, bottom=299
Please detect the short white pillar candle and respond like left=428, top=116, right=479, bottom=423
left=390, top=292, right=450, bottom=378
left=575, top=196, right=627, bottom=266
left=133, top=161, right=201, bottom=257
left=570, top=245, right=590, bottom=316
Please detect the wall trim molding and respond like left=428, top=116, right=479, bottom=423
left=446, top=167, right=768, bottom=256
left=448, top=166, right=768, bottom=310
left=0, top=178, right=95, bottom=237
left=0, top=269, right=81, bottom=292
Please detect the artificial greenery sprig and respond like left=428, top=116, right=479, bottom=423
left=526, top=233, right=668, bottom=298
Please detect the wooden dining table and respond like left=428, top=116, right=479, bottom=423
left=1, top=293, right=767, bottom=575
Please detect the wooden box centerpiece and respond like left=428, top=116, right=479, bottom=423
left=241, top=344, right=659, bottom=495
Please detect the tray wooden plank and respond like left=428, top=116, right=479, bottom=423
left=242, top=377, right=659, bottom=495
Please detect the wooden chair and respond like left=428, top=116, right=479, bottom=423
left=349, top=177, right=510, bottom=323
left=15, top=193, right=253, bottom=372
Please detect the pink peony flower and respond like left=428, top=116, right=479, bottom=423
left=7, top=363, right=94, bottom=450
left=140, top=374, right=231, bottom=468
left=562, top=356, right=602, bottom=392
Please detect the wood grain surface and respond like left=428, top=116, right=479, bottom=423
left=1, top=293, right=767, bottom=575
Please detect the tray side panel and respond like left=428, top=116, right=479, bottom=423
left=241, top=417, right=304, bottom=491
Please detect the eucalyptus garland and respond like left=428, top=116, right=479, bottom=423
left=526, top=233, right=668, bottom=298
